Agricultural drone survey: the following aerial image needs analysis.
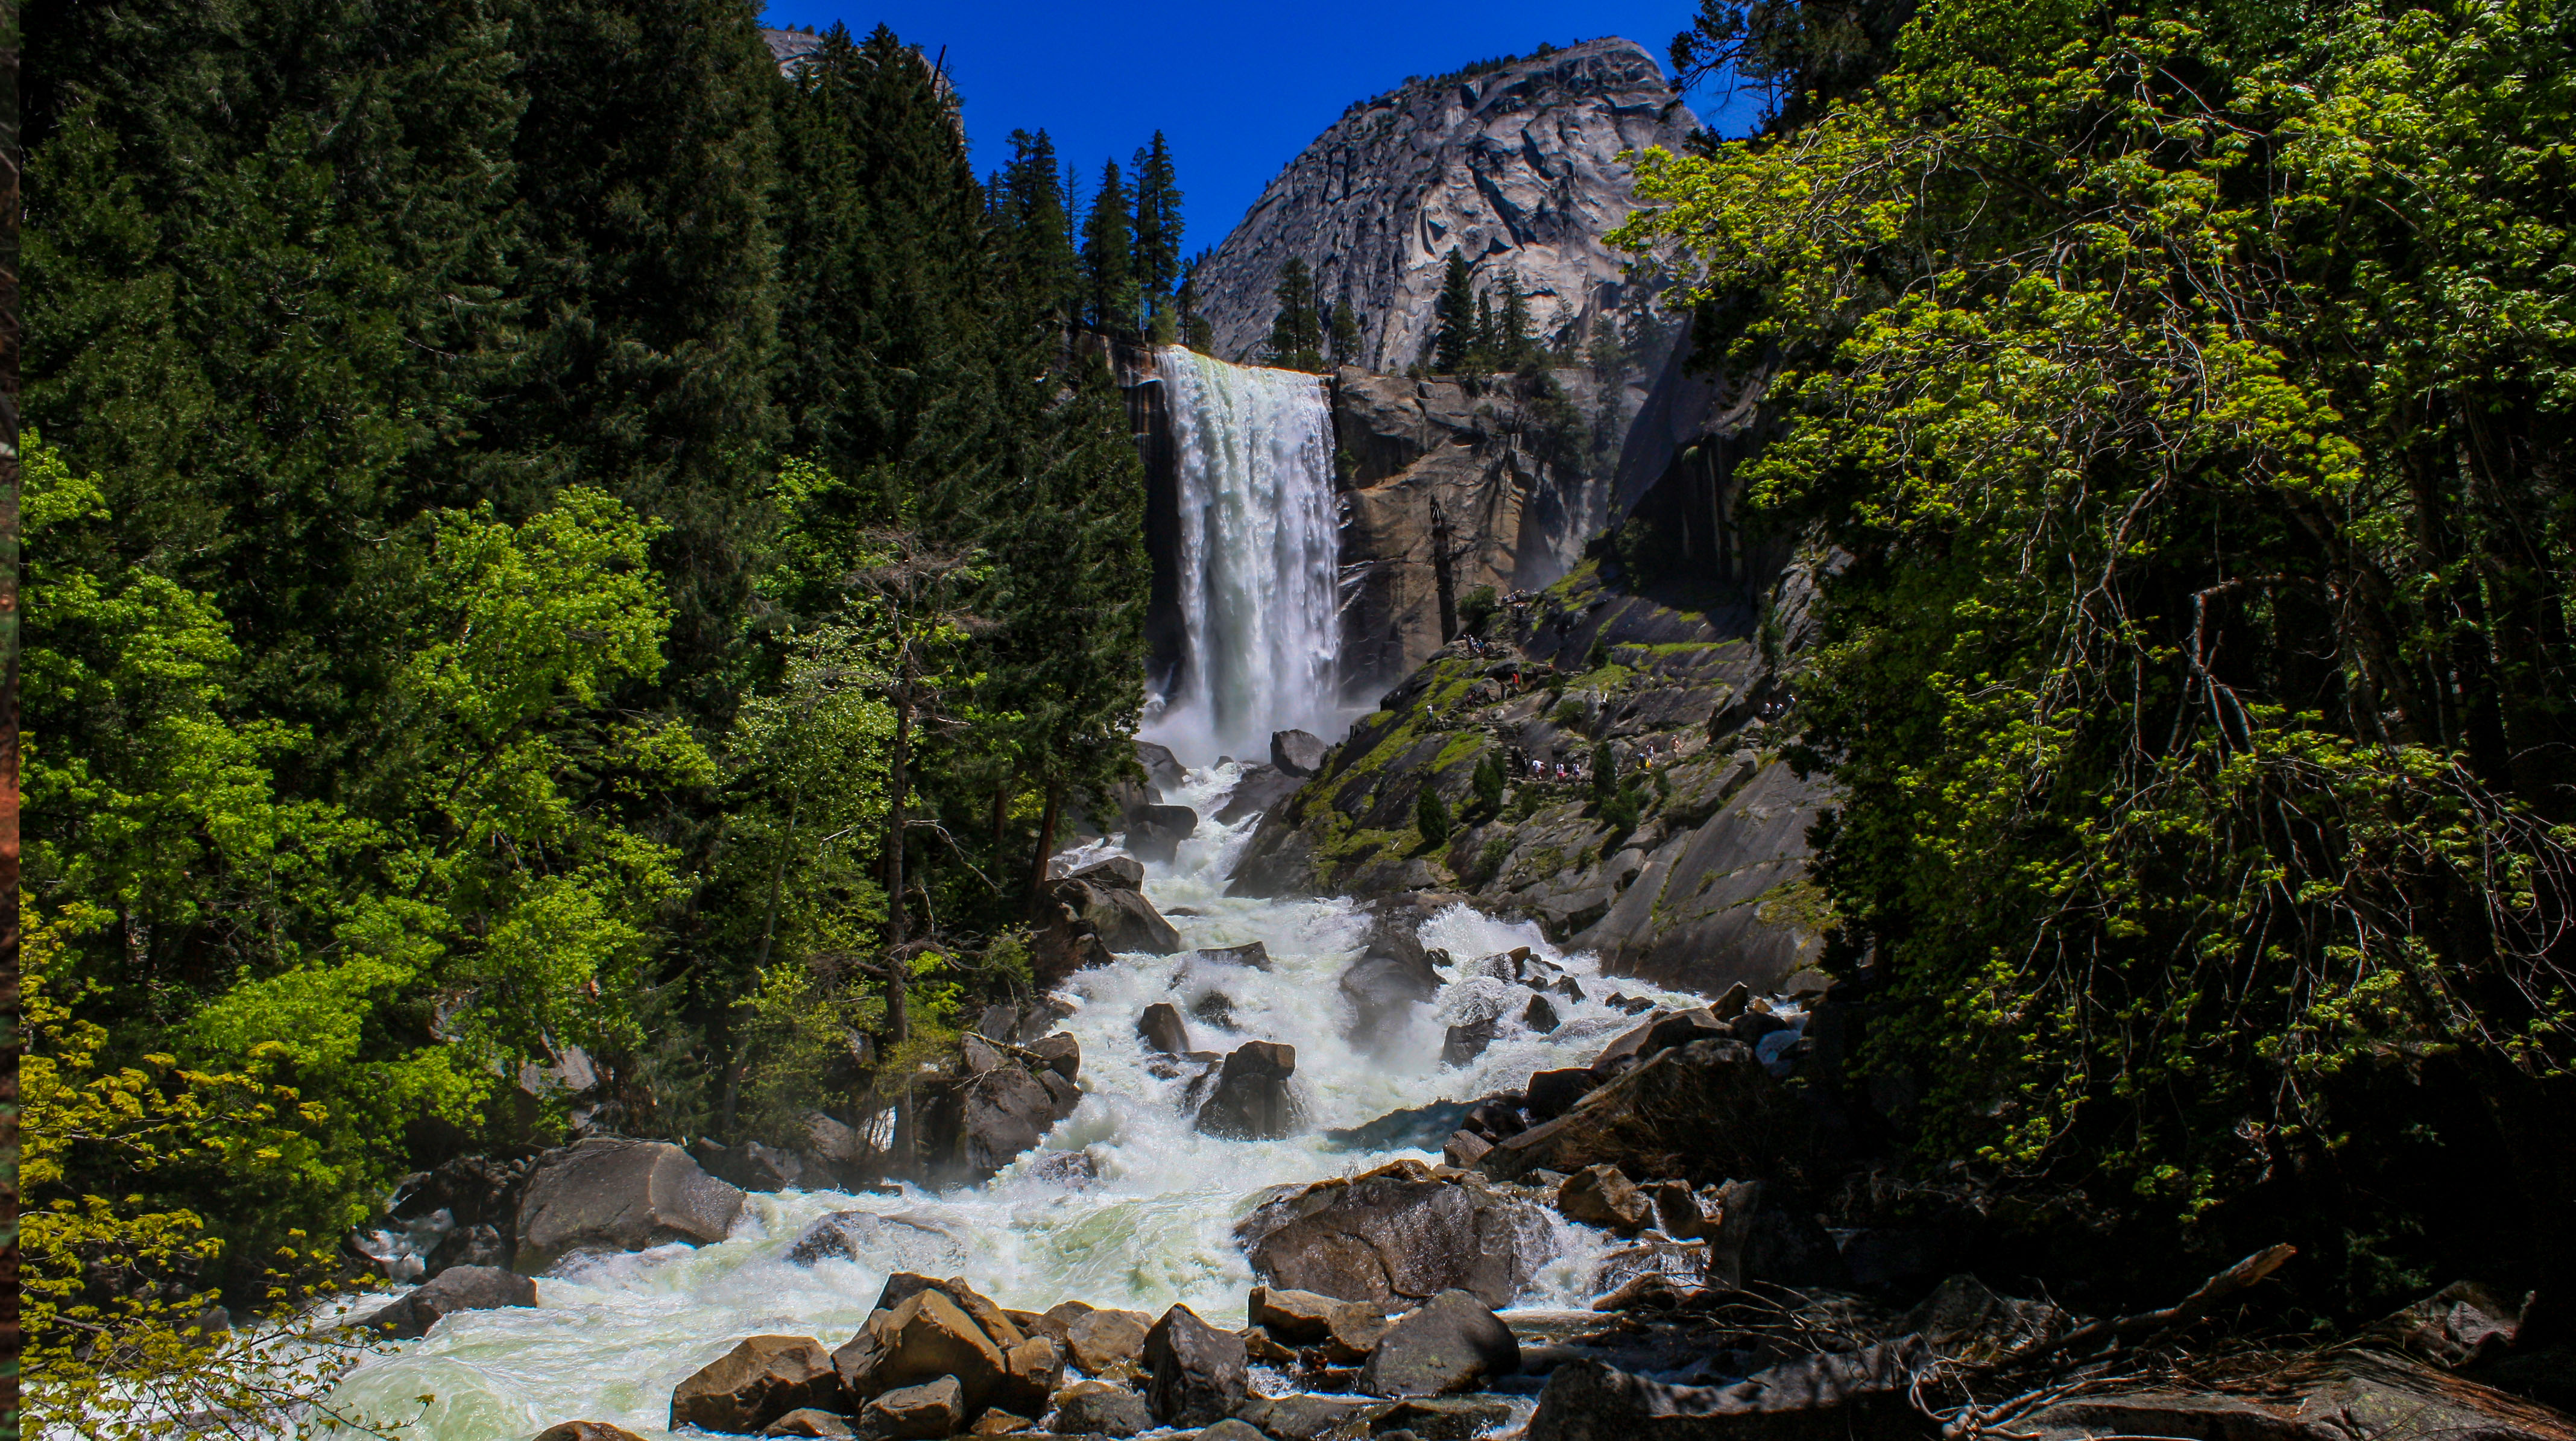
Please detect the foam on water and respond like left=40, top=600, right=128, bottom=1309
left=329, top=764, right=1699, bottom=1439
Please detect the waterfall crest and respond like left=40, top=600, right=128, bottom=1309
left=1145, top=348, right=1343, bottom=765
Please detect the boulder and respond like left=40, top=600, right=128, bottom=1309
left=1070, top=855, right=1148, bottom=890
left=1195, top=1041, right=1299, bottom=1140
left=1052, top=1379, right=1153, bottom=1437
left=1075, top=879, right=1185, bottom=954
left=352, top=1264, right=537, bottom=1339
left=1242, top=1159, right=1556, bottom=1310
left=996, top=1334, right=1065, bottom=1419
left=1193, top=941, right=1273, bottom=971
left=670, top=1335, right=839, bottom=1434
left=1441, top=1018, right=1497, bottom=1067
left=860, top=1375, right=964, bottom=1440
left=1442, top=1132, right=1494, bottom=1169
left=1216, top=765, right=1307, bottom=825
left=1137, top=1003, right=1193, bottom=1057
left=1556, top=1165, right=1652, bottom=1234
left=1340, top=951, right=1445, bottom=1050
left=2022, top=1349, right=2576, bottom=1441
left=918, top=1065, right=1064, bottom=1185
left=759, top=1409, right=854, bottom=1439
left=691, top=1138, right=804, bottom=1194
left=1248, top=1286, right=1391, bottom=1362
left=1065, top=1307, right=1154, bottom=1377
left=514, top=1138, right=744, bottom=1275
left=1525, top=1341, right=1927, bottom=1441
left=965, top=1407, right=1031, bottom=1436
left=1235, top=1395, right=1382, bottom=1440
left=1477, top=1040, right=1801, bottom=1185
left=1357, top=1290, right=1520, bottom=1398
left=1195, top=1422, right=1267, bottom=1441
left=786, top=1212, right=962, bottom=1272
left=1526, top=1068, right=1602, bottom=1120
left=1372, top=1397, right=1519, bottom=1440
left=1524, top=994, right=1562, bottom=1033
left=1137, top=740, right=1188, bottom=792
left=1036, top=864, right=1185, bottom=984
left=835, top=1288, right=1010, bottom=1416
left=1272, top=729, right=1330, bottom=777
left=1143, top=1304, right=1249, bottom=1428
left=2368, top=1281, right=2533, bottom=1369
left=534, top=1424, right=646, bottom=1441
left=1026, top=1032, right=1082, bottom=1080
left=1125, top=804, right=1199, bottom=863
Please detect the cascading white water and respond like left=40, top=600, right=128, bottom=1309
left=326, top=771, right=1715, bottom=1441
left=1143, top=348, right=1346, bottom=766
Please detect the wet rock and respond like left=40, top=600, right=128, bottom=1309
left=534, top=1424, right=646, bottom=1441
left=1373, top=1396, right=1518, bottom=1440
left=1242, top=1159, right=1555, bottom=1310
left=1243, top=1325, right=1302, bottom=1364
left=968, top=1408, right=1034, bottom=1436
left=669, top=1335, right=838, bottom=1434
left=1038, top=1070, right=1083, bottom=1120
left=1646, top=1008, right=1730, bottom=1053
left=1248, top=1285, right=1391, bottom=1362
left=1339, top=948, right=1445, bottom=1051
left=1236, top=1395, right=1383, bottom=1440
left=351, top=1264, right=536, bottom=1339
left=1035, top=863, right=1185, bottom=984
left=1643, top=1181, right=1709, bottom=1240
left=1193, top=941, right=1273, bottom=971
left=1477, top=1040, right=1797, bottom=1186
left=759, top=1409, right=854, bottom=1439
left=2369, top=1281, right=2533, bottom=1369
left=1556, top=1165, right=1652, bottom=1234
left=1070, top=855, right=1148, bottom=889
left=997, top=1333, right=1065, bottom=1420
left=1143, top=1304, right=1249, bottom=1428
left=1442, top=1132, right=1493, bottom=1168
left=1191, top=992, right=1238, bottom=1030
left=1031, top=1150, right=1099, bottom=1190
left=1137, top=1003, right=1192, bottom=1056
left=835, top=1287, right=1011, bottom=1416
left=1272, top=730, right=1330, bottom=777
left=921, top=1065, right=1063, bottom=1185
left=2024, top=1349, right=2576, bottom=1441
left=1323, top=1100, right=1473, bottom=1152
left=1052, top=1379, right=1153, bottom=1437
left=1525, top=1340, right=1928, bottom=1441
left=1524, top=994, right=1562, bottom=1033
left=1526, top=1068, right=1603, bottom=1120
left=691, top=1138, right=804, bottom=1194
left=1137, top=740, right=1188, bottom=792
left=1441, top=1018, right=1497, bottom=1067
left=1195, top=1421, right=1267, bottom=1441
left=515, top=1138, right=745, bottom=1275
left=1066, top=1307, right=1154, bottom=1377
left=1125, top=804, right=1199, bottom=863
left=1358, top=1290, right=1521, bottom=1398
left=1196, top=1041, right=1299, bottom=1140
left=860, top=1375, right=964, bottom=1440
left=1216, top=765, right=1307, bottom=825
left=1594, top=1240, right=1713, bottom=1301
left=1593, top=1272, right=1693, bottom=1312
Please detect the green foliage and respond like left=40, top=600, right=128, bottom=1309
left=1457, top=584, right=1499, bottom=638
left=1266, top=258, right=1325, bottom=372
left=1082, top=158, right=1141, bottom=335
left=1589, top=740, right=1620, bottom=806
left=1471, top=754, right=1506, bottom=815
left=1415, top=785, right=1454, bottom=845
left=1622, top=0, right=2576, bottom=1272
left=1131, top=131, right=1185, bottom=333
left=1433, top=250, right=1477, bottom=372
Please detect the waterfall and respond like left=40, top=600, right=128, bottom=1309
left=1145, top=348, right=1343, bottom=765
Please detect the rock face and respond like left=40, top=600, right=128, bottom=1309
left=1525, top=1340, right=1927, bottom=1441
left=514, top=1138, right=743, bottom=1275
left=1357, top=1289, right=1522, bottom=1398
left=669, top=1335, right=839, bottom=1434
left=1144, top=1304, right=1250, bottom=1427
left=1193, top=40, right=1693, bottom=378
left=352, top=1265, right=537, bottom=1339
left=1240, top=1159, right=1555, bottom=1310
left=1195, top=1041, right=1300, bottom=1140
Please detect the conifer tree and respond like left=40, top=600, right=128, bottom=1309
left=1265, top=258, right=1324, bottom=371
left=994, top=128, right=1082, bottom=327
left=1178, top=256, right=1216, bottom=352
left=1330, top=299, right=1362, bottom=365
left=1131, top=132, right=1184, bottom=339
left=1081, top=159, right=1140, bottom=335
left=1498, top=273, right=1533, bottom=369
left=1433, top=249, right=1477, bottom=372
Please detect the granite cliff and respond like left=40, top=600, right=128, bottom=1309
left=1193, top=39, right=1697, bottom=376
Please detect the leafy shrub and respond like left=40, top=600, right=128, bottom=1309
left=1415, top=786, right=1453, bottom=845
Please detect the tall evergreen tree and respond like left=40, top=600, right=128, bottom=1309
left=994, top=128, right=1082, bottom=328
left=1264, top=258, right=1323, bottom=372
left=1330, top=299, right=1362, bottom=365
left=1433, top=249, right=1477, bottom=371
left=1178, top=255, right=1216, bottom=352
left=1081, top=159, right=1140, bottom=335
left=1131, top=131, right=1184, bottom=341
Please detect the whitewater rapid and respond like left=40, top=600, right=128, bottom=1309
left=328, top=765, right=1702, bottom=1439
left=1144, top=349, right=1351, bottom=768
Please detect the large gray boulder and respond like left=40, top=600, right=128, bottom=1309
left=1357, top=1290, right=1520, bottom=1398
left=513, top=1138, right=743, bottom=1275
left=351, top=1265, right=536, bottom=1339
left=1195, top=1041, right=1299, bottom=1140
left=1124, top=803, right=1199, bottom=863
left=1271, top=730, right=1330, bottom=777
left=1143, top=1304, right=1248, bottom=1428
left=1053, top=1379, right=1153, bottom=1437
left=1241, top=1159, right=1554, bottom=1310
left=1135, top=740, right=1188, bottom=792
left=1215, top=764, right=1306, bottom=825
left=1034, top=862, right=1184, bottom=985
left=1477, top=1039, right=1801, bottom=1186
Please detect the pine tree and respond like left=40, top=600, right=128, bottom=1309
left=1498, top=273, right=1534, bottom=369
left=994, top=128, right=1082, bottom=327
left=1433, top=249, right=1477, bottom=372
left=1081, top=159, right=1140, bottom=335
left=1130, top=131, right=1184, bottom=340
left=1330, top=299, right=1362, bottom=365
left=1265, top=258, right=1324, bottom=371
left=1473, top=293, right=1497, bottom=369
left=1178, top=255, right=1216, bottom=352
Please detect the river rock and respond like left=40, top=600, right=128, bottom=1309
left=1137, top=740, right=1188, bottom=792
left=1236, top=1395, right=1383, bottom=1440
left=860, top=1375, right=964, bottom=1440
left=1066, top=1307, right=1154, bottom=1376
left=916, top=1063, right=1062, bottom=1185
left=1372, top=1397, right=1519, bottom=1440
left=1477, top=1039, right=1798, bottom=1185
left=1052, top=1379, right=1153, bottom=1437
left=1357, top=1290, right=1520, bottom=1398
left=1248, top=1286, right=1392, bottom=1361
left=1441, top=1017, right=1497, bottom=1066
left=1026, top=1032, right=1081, bottom=1079
left=1192, top=941, right=1272, bottom=971
left=1125, top=803, right=1198, bottom=863
left=1526, top=1068, right=1601, bottom=1120
left=669, top=1335, right=838, bottom=1434
left=534, top=1425, right=646, bottom=1441
left=1524, top=994, right=1562, bottom=1033
left=514, top=1138, right=744, bottom=1275
left=1242, top=1158, right=1554, bottom=1310
left=1195, top=1041, right=1299, bottom=1140
left=352, top=1264, right=536, bottom=1339
left=1035, top=865, right=1184, bottom=984
left=691, top=1137, right=805, bottom=1194
left=1340, top=951, right=1445, bottom=1050
left=1270, top=729, right=1329, bottom=777
left=2020, top=1348, right=2576, bottom=1441
left=1194, top=1422, right=1267, bottom=1441
left=1069, top=855, right=1146, bottom=889
left=1526, top=1341, right=1926, bottom=1441
left=1216, top=765, right=1306, bottom=825
left=1556, top=1165, right=1652, bottom=1234
left=1143, top=1304, right=1249, bottom=1428
left=835, top=1287, right=1011, bottom=1415
left=1137, top=1003, right=1192, bottom=1056
left=759, top=1409, right=854, bottom=1439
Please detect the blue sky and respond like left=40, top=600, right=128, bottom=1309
left=755, top=0, right=1763, bottom=256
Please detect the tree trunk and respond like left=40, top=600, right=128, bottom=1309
left=1027, top=780, right=1064, bottom=920
left=882, top=641, right=915, bottom=1172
